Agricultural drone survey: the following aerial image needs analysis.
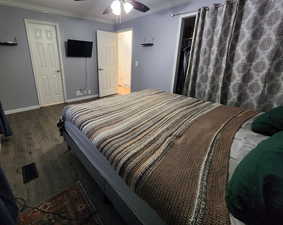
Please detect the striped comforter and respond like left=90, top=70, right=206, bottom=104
left=63, top=89, right=257, bottom=225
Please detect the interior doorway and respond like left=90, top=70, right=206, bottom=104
left=117, top=30, right=133, bottom=95
left=172, top=13, right=197, bottom=95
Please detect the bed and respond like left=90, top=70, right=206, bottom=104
left=59, top=90, right=268, bottom=225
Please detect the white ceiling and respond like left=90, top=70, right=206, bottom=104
left=0, top=0, right=192, bottom=23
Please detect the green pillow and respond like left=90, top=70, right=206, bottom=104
left=226, top=131, right=283, bottom=225
left=252, top=106, right=283, bottom=136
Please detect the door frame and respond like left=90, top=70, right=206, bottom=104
left=116, top=28, right=133, bottom=90
left=24, top=19, right=67, bottom=106
left=170, top=12, right=198, bottom=93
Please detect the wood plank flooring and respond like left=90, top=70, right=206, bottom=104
left=0, top=103, right=125, bottom=225
left=117, top=85, right=131, bottom=95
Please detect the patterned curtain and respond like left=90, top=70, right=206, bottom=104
left=184, top=0, right=283, bottom=111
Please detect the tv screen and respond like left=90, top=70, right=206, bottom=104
left=67, top=40, right=93, bottom=57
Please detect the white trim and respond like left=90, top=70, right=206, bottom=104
left=24, top=19, right=67, bottom=106
left=117, top=0, right=194, bottom=24
left=0, top=0, right=194, bottom=25
left=116, top=27, right=133, bottom=33
left=5, top=105, right=40, bottom=115
left=0, top=0, right=112, bottom=24
left=41, top=101, right=65, bottom=107
left=4, top=95, right=97, bottom=114
left=170, top=12, right=197, bottom=93
left=66, top=94, right=98, bottom=103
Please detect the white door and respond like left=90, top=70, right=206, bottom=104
left=118, top=30, right=132, bottom=88
left=25, top=20, right=65, bottom=106
left=97, top=30, right=118, bottom=97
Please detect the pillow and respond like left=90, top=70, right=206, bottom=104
left=226, top=131, right=283, bottom=225
left=251, top=106, right=283, bottom=136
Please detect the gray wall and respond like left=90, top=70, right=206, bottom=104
left=115, top=0, right=224, bottom=92
left=0, top=5, right=114, bottom=111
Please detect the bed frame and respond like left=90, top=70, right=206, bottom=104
left=61, top=122, right=167, bottom=225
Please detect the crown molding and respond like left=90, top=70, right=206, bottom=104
left=0, top=0, right=114, bottom=24
left=0, top=0, right=193, bottom=26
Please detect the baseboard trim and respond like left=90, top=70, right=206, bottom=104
left=4, top=95, right=98, bottom=115
left=5, top=105, right=40, bottom=115
left=41, top=101, right=65, bottom=107
left=66, top=94, right=98, bottom=103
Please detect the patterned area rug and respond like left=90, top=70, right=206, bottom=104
left=18, top=182, right=103, bottom=225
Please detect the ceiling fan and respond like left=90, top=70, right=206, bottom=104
left=102, top=0, right=150, bottom=16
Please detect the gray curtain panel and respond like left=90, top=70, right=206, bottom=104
left=184, top=0, right=283, bottom=111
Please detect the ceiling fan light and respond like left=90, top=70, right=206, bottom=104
left=111, top=0, right=121, bottom=16
left=124, top=2, right=133, bottom=14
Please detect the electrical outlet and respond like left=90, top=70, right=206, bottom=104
left=76, top=90, right=82, bottom=96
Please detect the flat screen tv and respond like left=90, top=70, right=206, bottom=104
left=67, top=39, right=93, bottom=57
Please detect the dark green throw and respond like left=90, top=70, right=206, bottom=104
left=252, top=106, right=283, bottom=136
left=226, top=131, right=283, bottom=225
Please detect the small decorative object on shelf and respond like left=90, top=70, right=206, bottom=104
left=0, top=37, right=18, bottom=46
left=141, top=43, right=154, bottom=47
left=141, top=37, right=154, bottom=47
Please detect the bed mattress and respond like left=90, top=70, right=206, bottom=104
left=62, top=90, right=268, bottom=225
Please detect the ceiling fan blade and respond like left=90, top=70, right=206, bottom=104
left=102, top=6, right=112, bottom=15
left=128, top=0, right=150, bottom=13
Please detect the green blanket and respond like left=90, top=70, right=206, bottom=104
left=226, top=131, right=283, bottom=225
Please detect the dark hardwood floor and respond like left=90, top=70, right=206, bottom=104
left=0, top=103, right=125, bottom=225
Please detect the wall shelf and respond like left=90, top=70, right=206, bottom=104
left=141, top=43, right=154, bottom=47
left=0, top=42, right=18, bottom=46
left=0, top=38, right=18, bottom=46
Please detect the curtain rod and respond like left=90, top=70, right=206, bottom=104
left=170, top=3, right=224, bottom=17
left=170, top=10, right=198, bottom=17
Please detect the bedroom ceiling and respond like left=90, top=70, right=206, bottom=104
left=0, top=0, right=192, bottom=23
